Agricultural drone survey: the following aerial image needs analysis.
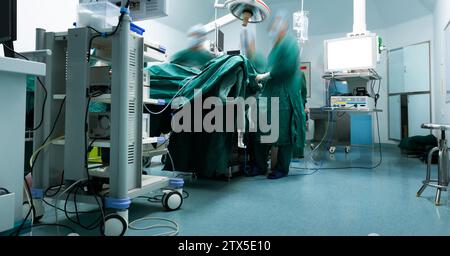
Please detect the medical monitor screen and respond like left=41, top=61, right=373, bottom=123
left=218, top=30, right=224, bottom=52
left=0, top=0, right=17, bottom=44
left=325, top=35, right=377, bottom=72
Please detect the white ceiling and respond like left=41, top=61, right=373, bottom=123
left=157, top=0, right=436, bottom=36
left=265, top=0, right=436, bottom=35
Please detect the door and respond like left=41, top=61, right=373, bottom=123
left=403, top=43, right=430, bottom=93
left=388, top=49, right=405, bottom=94
left=389, top=95, right=401, bottom=140
left=407, top=94, right=431, bottom=137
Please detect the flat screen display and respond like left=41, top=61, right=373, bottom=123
left=0, top=0, right=17, bottom=44
left=325, top=35, right=377, bottom=72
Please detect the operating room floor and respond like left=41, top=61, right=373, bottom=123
left=33, top=145, right=450, bottom=236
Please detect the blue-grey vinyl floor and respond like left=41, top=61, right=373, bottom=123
left=29, top=145, right=450, bottom=236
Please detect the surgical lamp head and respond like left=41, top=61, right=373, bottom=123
left=215, top=0, right=271, bottom=27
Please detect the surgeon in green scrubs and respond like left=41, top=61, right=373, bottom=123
left=293, top=71, right=308, bottom=159
left=170, top=24, right=215, bottom=69
left=251, top=11, right=307, bottom=180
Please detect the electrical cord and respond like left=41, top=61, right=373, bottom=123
left=130, top=190, right=189, bottom=236
left=293, top=77, right=384, bottom=171
left=44, top=171, right=65, bottom=198
left=23, top=180, right=34, bottom=236
left=166, top=148, right=177, bottom=175
left=64, top=183, right=103, bottom=230
left=0, top=188, right=10, bottom=194
left=29, top=136, right=65, bottom=169
left=139, top=190, right=190, bottom=203
left=22, top=223, right=76, bottom=235
left=28, top=97, right=66, bottom=176
left=294, top=110, right=336, bottom=174
left=42, top=197, right=100, bottom=215
left=43, top=172, right=101, bottom=215
left=86, top=0, right=131, bottom=63
left=10, top=178, right=35, bottom=236
left=54, top=179, right=88, bottom=235
left=87, top=26, right=103, bottom=35
left=143, top=76, right=195, bottom=115
left=82, top=94, right=107, bottom=232
left=2, top=43, right=49, bottom=132
left=128, top=217, right=180, bottom=236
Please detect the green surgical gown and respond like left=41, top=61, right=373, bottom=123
left=170, top=48, right=215, bottom=69
left=249, top=52, right=267, bottom=74
left=257, top=34, right=306, bottom=148
left=147, top=55, right=260, bottom=178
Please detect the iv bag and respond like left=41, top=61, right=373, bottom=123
left=293, top=11, right=309, bottom=43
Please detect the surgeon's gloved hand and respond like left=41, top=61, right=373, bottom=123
left=256, top=72, right=271, bottom=83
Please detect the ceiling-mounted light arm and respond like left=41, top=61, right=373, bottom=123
left=349, top=0, right=370, bottom=37
left=214, top=0, right=235, bottom=9
left=204, top=14, right=237, bottom=34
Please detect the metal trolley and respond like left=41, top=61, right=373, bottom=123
left=31, top=14, right=183, bottom=236
left=310, top=71, right=382, bottom=154
left=417, top=124, right=450, bottom=206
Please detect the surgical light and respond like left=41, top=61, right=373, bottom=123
left=215, top=0, right=271, bottom=27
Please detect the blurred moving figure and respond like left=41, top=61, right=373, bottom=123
left=170, top=24, right=215, bottom=69
left=251, top=11, right=307, bottom=180
left=241, top=28, right=267, bottom=74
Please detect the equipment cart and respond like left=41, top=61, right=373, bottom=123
left=30, top=13, right=183, bottom=236
left=311, top=71, right=383, bottom=154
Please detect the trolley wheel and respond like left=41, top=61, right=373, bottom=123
left=100, top=214, right=128, bottom=236
left=162, top=191, right=183, bottom=211
left=345, top=146, right=351, bottom=154
left=329, top=147, right=336, bottom=154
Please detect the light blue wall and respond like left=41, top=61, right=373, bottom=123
left=433, top=0, right=450, bottom=125
left=13, top=0, right=79, bottom=52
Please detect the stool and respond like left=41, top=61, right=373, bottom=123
left=416, top=124, right=450, bottom=206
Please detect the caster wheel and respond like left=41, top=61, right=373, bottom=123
left=100, top=214, right=128, bottom=236
left=345, top=146, right=351, bottom=154
left=162, top=191, right=183, bottom=211
left=329, top=147, right=336, bottom=154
